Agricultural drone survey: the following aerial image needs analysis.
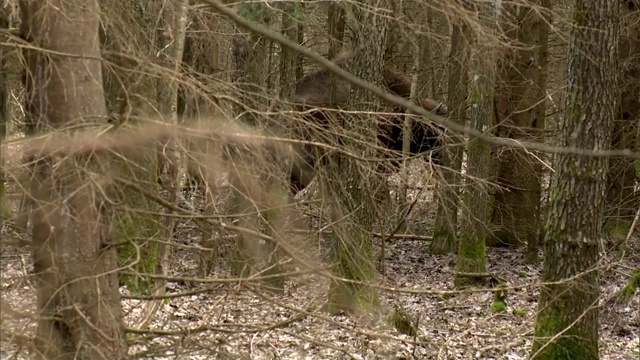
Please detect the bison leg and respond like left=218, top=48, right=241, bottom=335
left=288, top=143, right=318, bottom=194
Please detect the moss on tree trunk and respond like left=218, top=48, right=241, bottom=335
left=530, top=0, right=619, bottom=359
left=454, top=2, right=495, bottom=288
left=455, top=135, right=490, bottom=288
left=323, top=161, right=381, bottom=314
left=431, top=19, right=469, bottom=255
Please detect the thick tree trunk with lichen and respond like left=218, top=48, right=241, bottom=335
left=489, top=1, right=550, bottom=258
left=431, top=17, right=470, bottom=255
left=454, top=3, right=495, bottom=288
left=530, top=1, right=619, bottom=359
left=25, top=0, right=127, bottom=358
left=323, top=0, right=388, bottom=314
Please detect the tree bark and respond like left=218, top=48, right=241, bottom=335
left=489, top=1, right=550, bottom=253
left=605, top=3, right=640, bottom=222
left=181, top=9, right=223, bottom=277
left=324, top=0, right=389, bottom=314
left=25, top=0, right=127, bottom=358
left=431, top=13, right=470, bottom=255
left=0, top=5, right=8, bottom=227
left=15, top=0, right=44, bottom=231
left=327, top=3, right=346, bottom=120
left=454, top=2, right=496, bottom=288
left=524, top=0, right=551, bottom=263
left=530, top=1, right=619, bottom=359
left=395, top=0, right=437, bottom=237
left=136, top=0, right=190, bottom=329
left=228, top=3, right=285, bottom=289
left=279, top=2, right=300, bottom=102
left=100, top=0, right=164, bottom=295
left=181, top=7, right=221, bottom=197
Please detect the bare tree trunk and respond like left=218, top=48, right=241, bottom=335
left=323, top=0, right=389, bottom=315
left=397, top=1, right=436, bottom=237
left=489, top=1, right=550, bottom=255
left=396, top=28, right=421, bottom=243
left=605, top=3, right=640, bottom=223
left=279, top=2, right=299, bottom=102
left=525, top=0, right=551, bottom=263
left=431, top=12, right=470, bottom=255
left=247, top=0, right=307, bottom=291
left=15, top=0, right=43, bottom=231
left=383, top=0, right=399, bottom=66
left=184, top=10, right=224, bottom=277
left=454, top=3, right=496, bottom=288
left=133, top=0, right=190, bottom=329
left=0, top=5, right=8, bottom=227
left=181, top=9, right=221, bottom=201
left=416, top=1, right=436, bottom=99
left=228, top=2, right=275, bottom=281
left=100, top=0, right=164, bottom=294
left=24, top=0, right=127, bottom=358
left=155, top=2, right=190, bottom=195
left=530, top=1, right=619, bottom=359
left=327, top=3, right=346, bottom=112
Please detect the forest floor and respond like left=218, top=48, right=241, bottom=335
left=1, top=162, right=639, bottom=360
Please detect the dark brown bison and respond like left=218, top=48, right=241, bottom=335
left=281, top=51, right=448, bottom=194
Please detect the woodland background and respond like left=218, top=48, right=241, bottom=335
left=0, top=0, right=638, bottom=359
